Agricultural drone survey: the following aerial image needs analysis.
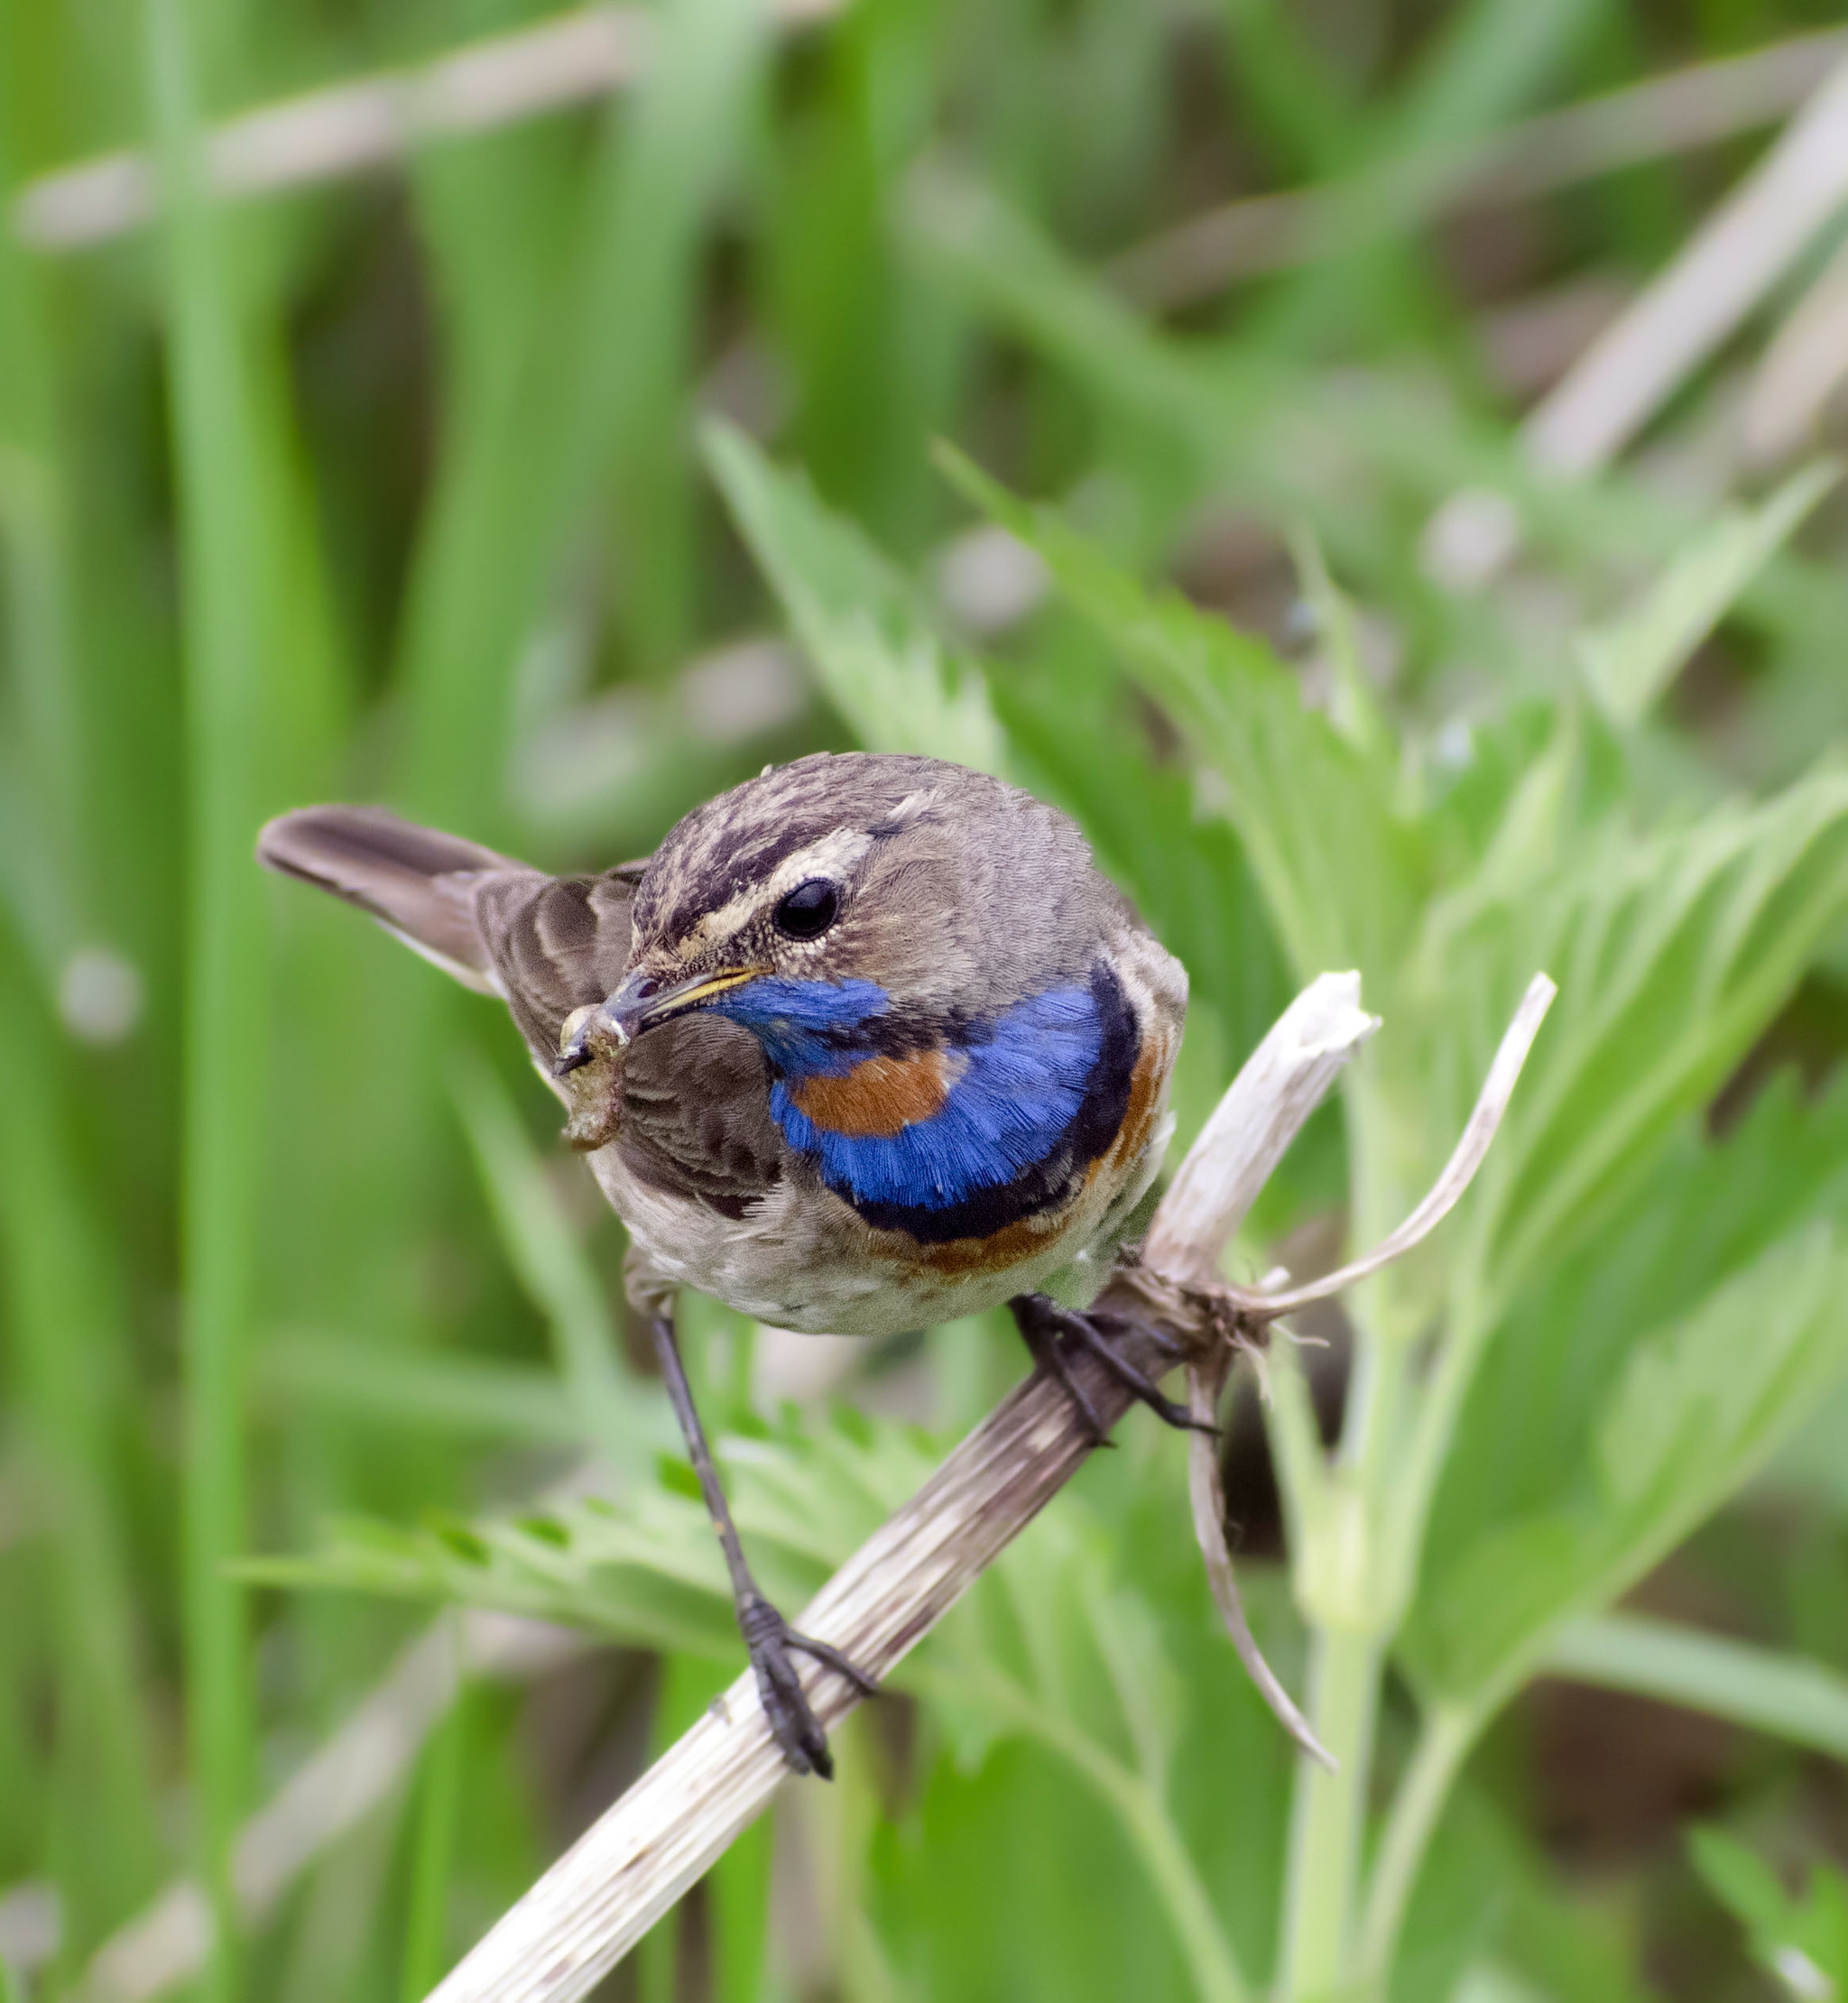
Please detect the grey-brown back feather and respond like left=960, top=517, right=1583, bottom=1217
left=256, top=805, right=785, bottom=1216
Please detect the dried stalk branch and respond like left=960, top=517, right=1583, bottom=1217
left=12, top=0, right=845, bottom=252
left=1742, top=232, right=1848, bottom=466
left=1137, top=976, right=1378, bottom=1288
left=1186, top=1351, right=1330, bottom=1769
left=422, top=972, right=1378, bottom=2003
left=1180, top=974, right=1556, bottom=1771
left=1225, top=973, right=1556, bottom=1318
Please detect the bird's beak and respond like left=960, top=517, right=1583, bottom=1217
left=556, top=965, right=760, bottom=1074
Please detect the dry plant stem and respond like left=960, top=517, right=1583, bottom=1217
left=1742, top=232, right=1848, bottom=466
left=13, top=0, right=845, bottom=250
left=1138, top=975, right=1378, bottom=1288
left=1525, top=53, right=1848, bottom=476
left=1416, top=49, right=1848, bottom=586
left=1187, top=1357, right=1332, bottom=1770
left=1109, top=29, right=1848, bottom=310
left=421, top=973, right=1379, bottom=2003
left=19, top=18, right=1837, bottom=266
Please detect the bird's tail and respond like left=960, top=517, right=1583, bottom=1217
left=255, top=805, right=531, bottom=992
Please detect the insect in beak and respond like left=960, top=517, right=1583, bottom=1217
left=555, top=967, right=761, bottom=1075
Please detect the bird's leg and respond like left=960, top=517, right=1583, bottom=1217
left=1010, top=1293, right=1215, bottom=1445
left=647, top=1314, right=877, bottom=1779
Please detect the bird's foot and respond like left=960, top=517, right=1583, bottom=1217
left=737, top=1594, right=879, bottom=1781
left=1011, top=1293, right=1215, bottom=1446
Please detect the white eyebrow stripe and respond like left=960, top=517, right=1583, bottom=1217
left=673, top=827, right=874, bottom=959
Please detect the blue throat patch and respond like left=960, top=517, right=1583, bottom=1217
left=700, top=974, right=892, bottom=1075
left=703, top=973, right=1126, bottom=1236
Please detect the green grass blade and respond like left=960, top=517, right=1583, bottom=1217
left=587, top=0, right=765, bottom=675
left=448, top=1046, right=665, bottom=1464
left=1578, top=461, right=1840, bottom=727
left=397, top=0, right=764, bottom=826
left=140, top=0, right=283, bottom=1984
left=0, top=935, right=165, bottom=1934
left=0, top=310, right=82, bottom=963
left=398, top=1636, right=467, bottom=2002
left=1215, top=0, right=1359, bottom=178
left=261, top=1331, right=588, bottom=1446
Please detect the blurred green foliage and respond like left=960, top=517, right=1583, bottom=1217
left=5, top=0, right=1848, bottom=1999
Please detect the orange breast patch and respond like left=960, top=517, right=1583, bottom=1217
left=788, top=1048, right=960, bottom=1138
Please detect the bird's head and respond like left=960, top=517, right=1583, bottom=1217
left=556, top=752, right=1108, bottom=1080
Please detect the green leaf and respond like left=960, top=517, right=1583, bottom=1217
left=1691, top=1830, right=1848, bottom=1996
left=703, top=420, right=1009, bottom=774
left=1288, top=526, right=1395, bottom=773
left=1430, top=1070, right=1848, bottom=1581
left=1456, top=766, right=1848, bottom=1297
left=938, top=448, right=1419, bottom=989
left=1405, top=1223, right=1848, bottom=1706
left=1400, top=1513, right=1594, bottom=1703
left=1547, top=1613, right=1848, bottom=1763
left=1578, top=463, right=1839, bottom=728
left=989, top=621, right=1290, bottom=1067
left=254, top=1398, right=1256, bottom=1998
left=260, top=1331, right=590, bottom=1446
left=247, top=1403, right=938, bottom=1653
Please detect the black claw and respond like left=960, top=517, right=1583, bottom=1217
left=1012, top=1294, right=1216, bottom=1441
left=1104, top=1309, right=1186, bottom=1361
left=1012, top=1296, right=1113, bottom=1445
left=739, top=1596, right=879, bottom=1779
left=785, top=1629, right=882, bottom=1698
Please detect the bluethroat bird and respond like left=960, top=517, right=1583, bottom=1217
left=259, top=752, right=1192, bottom=1777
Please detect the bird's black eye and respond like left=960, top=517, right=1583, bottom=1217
left=773, top=879, right=840, bottom=940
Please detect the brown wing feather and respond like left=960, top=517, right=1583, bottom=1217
left=614, top=1016, right=785, bottom=1218
left=256, top=804, right=521, bottom=989
left=470, top=871, right=785, bottom=1215
left=260, top=805, right=785, bottom=1217
left=471, top=869, right=646, bottom=1061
